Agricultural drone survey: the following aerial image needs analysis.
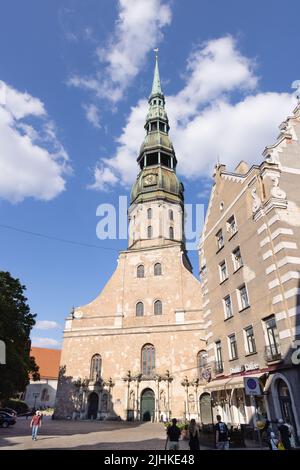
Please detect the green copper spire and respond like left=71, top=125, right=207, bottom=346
left=150, top=48, right=163, bottom=97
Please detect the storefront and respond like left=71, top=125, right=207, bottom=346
left=203, top=373, right=267, bottom=429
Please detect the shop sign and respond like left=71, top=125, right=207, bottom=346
left=230, top=362, right=259, bottom=374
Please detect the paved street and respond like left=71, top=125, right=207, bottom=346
left=0, top=417, right=198, bottom=450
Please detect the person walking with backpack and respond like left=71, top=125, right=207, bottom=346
left=215, top=415, right=230, bottom=450
left=166, top=418, right=181, bottom=450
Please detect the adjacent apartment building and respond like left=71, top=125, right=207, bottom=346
left=199, top=102, right=300, bottom=441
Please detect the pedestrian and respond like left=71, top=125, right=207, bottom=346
left=30, top=410, right=42, bottom=441
left=285, top=420, right=296, bottom=449
left=269, top=431, right=279, bottom=450
left=277, top=418, right=291, bottom=450
left=215, top=415, right=230, bottom=450
left=262, top=420, right=273, bottom=450
left=188, top=419, right=200, bottom=450
left=166, top=418, right=181, bottom=450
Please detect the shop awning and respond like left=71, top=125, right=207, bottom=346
left=204, top=372, right=266, bottom=393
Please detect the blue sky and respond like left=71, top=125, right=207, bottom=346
left=0, top=0, right=299, bottom=348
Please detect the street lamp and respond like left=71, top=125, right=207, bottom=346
left=123, top=370, right=132, bottom=421
left=33, top=392, right=40, bottom=410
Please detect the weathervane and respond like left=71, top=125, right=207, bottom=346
left=153, top=47, right=159, bottom=60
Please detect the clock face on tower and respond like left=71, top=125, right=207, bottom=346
left=144, top=173, right=157, bottom=186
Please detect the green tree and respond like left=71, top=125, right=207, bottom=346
left=0, top=271, right=39, bottom=403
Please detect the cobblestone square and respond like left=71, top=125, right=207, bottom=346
left=0, top=417, right=194, bottom=450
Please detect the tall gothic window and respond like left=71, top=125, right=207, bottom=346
left=169, top=226, right=174, bottom=239
left=154, top=300, right=162, bottom=315
left=169, top=209, right=174, bottom=221
left=136, top=302, right=144, bottom=316
left=148, top=225, right=153, bottom=239
left=41, top=388, right=49, bottom=402
left=147, top=208, right=152, bottom=219
left=141, top=344, right=155, bottom=376
left=154, top=263, right=162, bottom=276
left=90, top=354, right=102, bottom=381
left=137, top=265, right=144, bottom=278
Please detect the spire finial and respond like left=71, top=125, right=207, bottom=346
left=150, top=48, right=162, bottom=97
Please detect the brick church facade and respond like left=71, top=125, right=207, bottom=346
left=54, top=55, right=205, bottom=421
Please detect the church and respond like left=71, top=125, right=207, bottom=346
left=54, top=55, right=206, bottom=422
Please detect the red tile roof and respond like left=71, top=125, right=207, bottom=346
left=30, top=347, right=61, bottom=380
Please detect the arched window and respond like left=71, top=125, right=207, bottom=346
left=90, top=354, right=102, bottom=381
left=136, top=302, right=144, bottom=316
left=154, top=263, right=162, bottom=276
left=169, top=209, right=174, bottom=220
left=137, top=265, right=144, bottom=278
left=169, top=226, right=174, bottom=239
left=41, top=388, right=49, bottom=402
left=141, top=344, right=155, bottom=376
left=147, top=208, right=152, bottom=219
left=148, top=226, right=153, bottom=239
left=154, top=300, right=162, bottom=315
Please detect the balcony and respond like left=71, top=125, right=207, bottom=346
left=214, top=361, right=224, bottom=374
left=264, top=345, right=282, bottom=363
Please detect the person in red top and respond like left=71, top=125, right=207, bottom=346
left=30, top=411, right=42, bottom=441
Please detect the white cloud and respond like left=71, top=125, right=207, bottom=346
left=34, top=320, right=61, bottom=330
left=0, top=80, right=70, bottom=203
left=68, top=0, right=172, bottom=103
left=89, top=165, right=119, bottom=191
left=31, top=337, right=60, bottom=348
left=83, top=103, right=101, bottom=129
left=91, top=36, right=296, bottom=188
left=172, top=93, right=294, bottom=178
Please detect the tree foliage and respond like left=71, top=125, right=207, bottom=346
left=0, top=271, right=39, bottom=402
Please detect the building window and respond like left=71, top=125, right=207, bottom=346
left=227, top=215, right=237, bottom=237
left=263, top=315, right=281, bottom=361
left=228, top=334, right=238, bottom=360
left=169, top=226, right=174, bottom=239
left=41, top=388, right=49, bottom=402
left=244, top=326, right=256, bottom=354
left=216, top=229, right=224, bottom=250
left=169, top=209, right=174, bottom=220
left=147, top=225, right=153, bottom=239
left=219, top=261, right=228, bottom=282
left=90, top=354, right=102, bottom=381
left=141, top=344, right=155, bottom=376
left=154, top=300, right=162, bottom=315
left=147, top=208, right=152, bottom=219
left=154, top=263, right=162, bottom=276
left=136, top=302, right=144, bottom=317
left=215, top=341, right=223, bottom=374
left=223, top=295, right=233, bottom=319
left=238, top=284, right=250, bottom=310
left=137, top=265, right=144, bottom=278
left=232, top=247, right=243, bottom=271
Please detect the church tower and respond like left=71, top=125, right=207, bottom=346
left=55, top=54, right=205, bottom=422
left=128, top=52, right=186, bottom=256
